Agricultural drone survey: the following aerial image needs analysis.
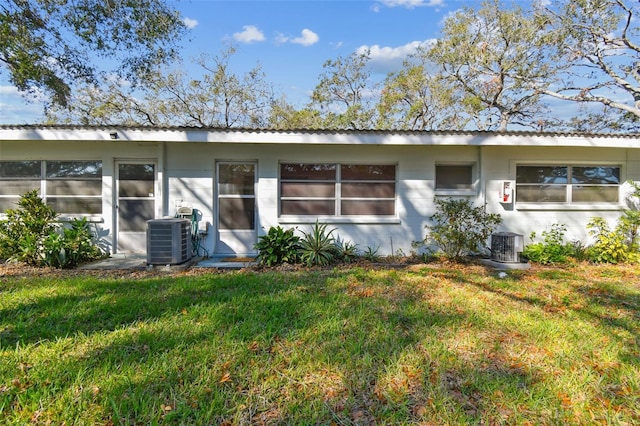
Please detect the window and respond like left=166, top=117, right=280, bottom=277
left=280, top=163, right=396, bottom=216
left=0, top=160, right=103, bottom=214
left=0, top=161, right=41, bottom=212
left=435, top=164, right=475, bottom=191
left=516, top=165, right=620, bottom=204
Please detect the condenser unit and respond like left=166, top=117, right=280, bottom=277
left=491, top=232, right=524, bottom=263
left=147, top=218, right=192, bottom=265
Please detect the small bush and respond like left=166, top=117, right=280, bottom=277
left=585, top=217, right=639, bottom=264
left=335, top=237, right=359, bottom=263
left=362, top=245, right=380, bottom=262
left=0, top=190, right=57, bottom=265
left=254, top=226, right=301, bottom=266
left=0, top=190, right=105, bottom=268
left=42, top=218, right=105, bottom=268
left=299, top=221, right=338, bottom=266
left=522, top=223, right=574, bottom=265
left=418, top=198, right=502, bottom=261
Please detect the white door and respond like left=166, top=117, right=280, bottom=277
left=215, top=162, right=256, bottom=255
left=116, top=162, right=156, bottom=253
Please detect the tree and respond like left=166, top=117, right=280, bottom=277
left=377, top=58, right=466, bottom=130
left=540, top=0, right=640, bottom=122
left=47, top=47, right=281, bottom=128
left=427, top=0, right=553, bottom=131
left=267, top=97, right=324, bottom=130
left=188, top=49, right=276, bottom=128
left=0, top=0, right=185, bottom=108
left=45, top=78, right=159, bottom=126
left=308, top=51, right=377, bottom=130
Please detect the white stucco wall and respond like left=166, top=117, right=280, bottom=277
left=0, top=139, right=161, bottom=254
left=2, top=129, right=638, bottom=257
left=483, top=146, right=632, bottom=246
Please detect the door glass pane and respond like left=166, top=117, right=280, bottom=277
left=219, top=164, right=255, bottom=195
left=219, top=198, right=255, bottom=230
left=119, top=199, right=155, bottom=232
left=119, top=164, right=155, bottom=197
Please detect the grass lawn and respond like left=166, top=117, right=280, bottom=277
left=1, top=262, right=639, bottom=425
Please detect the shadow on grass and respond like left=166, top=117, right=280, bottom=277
left=4, top=265, right=632, bottom=424
left=0, top=268, right=495, bottom=423
left=467, top=266, right=640, bottom=365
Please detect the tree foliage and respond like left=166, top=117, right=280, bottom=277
left=377, top=58, right=465, bottom=130
left=307, top=51, right=377, bottom=130
left=47, top=47, right=280, bottom=128
left=541, top=0, right=640, bottom=122
left=1, top=0, right=186, bottom=108
left=418, top=198, right=502, bottom=261
left=31, top=0, right=640, bottom=132
left=427, top=0, right=553, bottom=131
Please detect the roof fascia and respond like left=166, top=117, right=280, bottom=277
left=0, top=127, right=638, bottom=148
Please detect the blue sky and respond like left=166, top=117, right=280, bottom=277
left=0, top=0, right=485, bottom=124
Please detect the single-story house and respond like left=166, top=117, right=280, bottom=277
left=0, top=125, right=638, bottom=258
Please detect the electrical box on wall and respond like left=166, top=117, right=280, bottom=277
left=500, top=181, right=514, bottom=203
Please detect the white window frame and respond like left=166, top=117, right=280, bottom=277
left=278, top=162, right=399, bottom=224
left=0, top=160, right=103, bottom=218
left=434, top=162, right=478, bottom=196
left=515, top=163, right=623, bottom=211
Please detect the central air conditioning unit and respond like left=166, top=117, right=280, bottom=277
left=491, top=232, right=524, bottom=263
left=147, top=218, right=192, bottom=265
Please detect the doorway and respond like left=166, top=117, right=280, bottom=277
left=215, top=162, right=256, bottom=255
left=115, top=162, right=156, bottom=253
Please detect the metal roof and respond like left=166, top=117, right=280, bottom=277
left=1, top=123, right=639, bottom=138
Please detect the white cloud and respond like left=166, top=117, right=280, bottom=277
left=183, top=17, right=198, bottom=29
left=0, top=85, right=45, bottom=124
left=0, top=85, right=20, bottom=96
left=291, top=29, right=319, bottom=46
left=275, top=29, right=319, bottom=47
left=356, top=39, right=436, bottom=73
left=375, top=0, right=445, bottom=10
left=274, top=32, right=289, bottom=45
left=233, top=25, right=265, bottom=43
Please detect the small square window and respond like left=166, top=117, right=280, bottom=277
left=435, top=164, right=474, bottom=190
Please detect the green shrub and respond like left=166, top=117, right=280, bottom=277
left=619, top=180, right=640, bottom=249
left=362, top=245, right=380, bottom=262
left=299, top=221, right=338, bottom=267
left=418, top=198, right=502, bottom=261
left=585, top=217, right=639, bottom=264
left=41, top=218, right=105, bottom=268
left=254, top=226, right=301, bottom=266
left=0, top=190, right=105, bottom=268
left=335, top=237, right=359, bottom=263
left=522, top=223, right=574, bottom=265
left=0, top=190, right=57, bottom=265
